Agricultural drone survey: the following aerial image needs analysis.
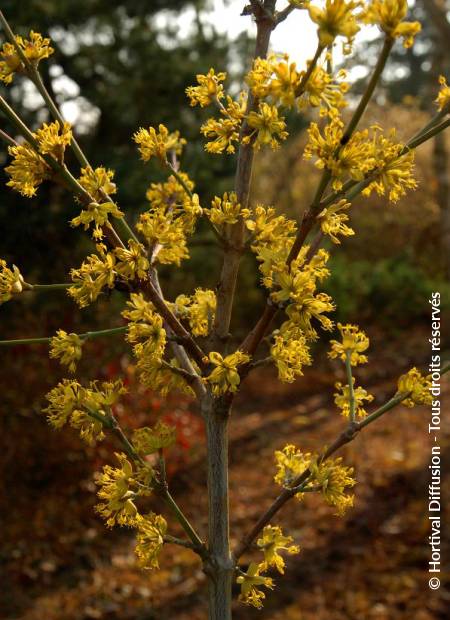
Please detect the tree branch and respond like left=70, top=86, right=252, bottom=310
left=234, top=362, right=450, bottom=560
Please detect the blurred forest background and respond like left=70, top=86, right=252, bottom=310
left=0, top=1, right=449, bottom=619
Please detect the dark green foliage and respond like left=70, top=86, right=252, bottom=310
left=324, top=254, right=450, bottom=327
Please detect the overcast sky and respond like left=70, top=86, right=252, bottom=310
left=171, top=0, right=382, bottom=67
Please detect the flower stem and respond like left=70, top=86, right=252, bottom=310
left=345, top=352, right=356, bottom=422
left=0, top=325, right=127, bottom=346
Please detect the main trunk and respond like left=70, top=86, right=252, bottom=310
left=204, top=394, right=233, bottom=620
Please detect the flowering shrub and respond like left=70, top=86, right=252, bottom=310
left=0, top=2, right=449, bottom=618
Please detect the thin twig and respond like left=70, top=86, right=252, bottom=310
left=0, top=325, right=127, bottom=346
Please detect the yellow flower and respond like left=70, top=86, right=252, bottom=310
left=200, top=92, right=246, bottom=154
left=206, top=351, right=251, bottom=396
left=271, top=252, right=335, bottom=339
left=308, top=0, right=362, bottom=53
left=329, top=322, right=369, bottom=365
left=334, top=380, right=374, bottom=418
left=246, top=54, right=301, bottom=108
left=186, top=68, right=226, bottom=107
left=5, top=121, right=72, bottom=197
left=115, top=239, right=150, bottom=281
left=208, top=192, right=251, bottom=227
left=362, top=127, right=417, bottom=203
left=236, top=563, right=274, bottom=609
left=78, top=166, right=117, bottom=201
left=35, top=121, right=72, bottom=159
left=397, top=367, right=432, bottom=408
left=257, top=525, right=300, bottom=574
left=246, top=206, right=297, bottom=286
left=309, top=457, right=356, bottom=515
left=136, top=356, right=194, bottom=397
left=304, top=116, right=374, bottom=190
left=244, top=103, right=288, bottom=150
left=270, top=322, right=312, bottom=383
left=132, top=422, right=176, bottom=455
left=0, top=31, right=54, bottom=84
left=317, top=199, right=354, bottom=244
left=0, top=260, right=25, bottom=304
left=45, top=379, right=126, bottom=444
left=71, top=201, right=124, bottom=234
left=135, top=513, right=167, bottom=569
left=274, top=444, right=311, bottom=491
left=45, top=379, right=86, bottom=429
left=68, top=245, right=116, bottom=307
left=49, top=329, right=83, bottom=373
left=123, top=293, right=166, bottom=364
left=299, top=66, right=349, bottom=116
left=173, top=288, right=217, bottom=337
left=122, top=292, right=155, bottom=323
left=363, top=0, right=421, bottom=48
left=136, top=208, right=190, bottom=266
left=436, top=75, right=450, bottom=113
left=133, top=124, right=186, bottom=162
left=5, top=142, right=50, bottom=197
left=96, top=453, right=142, bottom=527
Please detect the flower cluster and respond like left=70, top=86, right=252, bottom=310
left=134, top=513, right=168, bottom=569
left=173, top=288, right=217, bottom=337
left=201, top=94, right=246, bottom=154
left=305, top=118, right=417, bottom=202
left=243, top=102, right=288, bottom=150
left=274, top=444, right=312, bottom=492
left=246, top=53, right=302, bottom=108
left=35, top=121, right=72, bottom=159
left=236, top=563, right=274, bottom=609
left=123, top=293, right=166, bottom=364
left=78, top=165, right=117, bottom=200
left=0, top=260, right=25, bottom=304
left=300, top=66, right=349, bottom=116
left=186, top=68, right=226, bottom=107
left=237, top=524, right=301, bottom=608
left=362, top=127, right=417, bottom=203
left=329, top=323, right=369, bottom=365
left=274, top=445, right=356, bottom=514
left=96, top=452, right=142, bottom=527
left=132, top=422, right=176, bottom=456
left=208, top=192, right=250, bottom=227
left=71, top=201, right=124, bottom=238
left=271, top=249, right=334, bottom=339
left=44, top=378, right=126, bottom=444
left=137, top=173, right=200, bottom=266
left=363, top=0, right=421, bottom=48
left=5, top=143, right=50, bottom=198
left=304, top=116, right=373, bottom=190
left=68, top=244, right=116, bottom=308
left=0, top=31, right=54, bottom=84
left=309, top=456, right=356, bottom=515
left=49, top=330, right=84, bottom=372
left=5, top=121, right=72, bottom=197
left=317, top=199, right=354, bottom=244
left=206, top=351, right=251, bottom=396
left=308, top=0, right=362, bottom=54
left=436, top=75, right=450, bottom=113
left=397, top=367, right=433, bottom=408
left=115, top=240, right=150, bottom=281
left=257, top=525, right=300, bottom=574
left=133, top=124, right=186, bottom=163
left=334, top=379, right=374, bottom=418
left=270, top=322, right=312, bottom=383
left=121, top=294, right=191, bottom=397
